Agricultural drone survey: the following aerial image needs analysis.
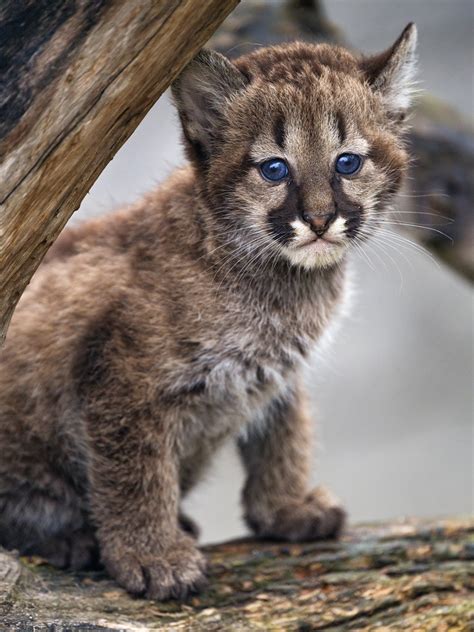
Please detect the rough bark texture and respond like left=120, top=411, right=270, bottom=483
left=210, top=0, right=474, bottom=282
left=0, top=0, right=239, bottom=344
left=0, top=518, right=472, bottom=630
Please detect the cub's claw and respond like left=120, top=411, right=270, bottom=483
left=102, top=536, right=207, bottom=601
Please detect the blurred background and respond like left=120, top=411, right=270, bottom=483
left=73, top=0, right=473, bottom=542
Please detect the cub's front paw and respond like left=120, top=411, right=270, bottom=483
left=102, top=536, right=207, bottom=600
left=246, top=486, right=346, bottom=542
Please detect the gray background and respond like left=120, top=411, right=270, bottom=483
left=73, top=0, right=473, bottom=543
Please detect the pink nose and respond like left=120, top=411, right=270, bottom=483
left=302, top=211, right=335, bottom=236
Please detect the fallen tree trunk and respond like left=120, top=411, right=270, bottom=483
left=0, top=0, right=239, bottom=345
left=0, top=517, right=472, bottom=630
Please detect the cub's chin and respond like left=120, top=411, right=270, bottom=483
left=282, top=237, right=348, bottom=270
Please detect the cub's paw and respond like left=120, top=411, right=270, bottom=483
left=30, top=528, right=100, bottom=571
left=246, top=486, right=346, bottom=542
left=102, top=536, right=207, bottom=601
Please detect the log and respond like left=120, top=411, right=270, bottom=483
left=0, top=0, right=239, bottom=345
left=0, top=517, right=472, bottom=630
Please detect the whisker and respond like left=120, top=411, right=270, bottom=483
left=351, top=237, right=377, bottom=271
left=395, top=192, right=450, bottom=199
left=387, top=210, right=454, bottom=220
left=377, top=220, right=454, bottom=241
left=358, top=232, right=409, bottom=289
left=372, top=227, right=441, bottom=269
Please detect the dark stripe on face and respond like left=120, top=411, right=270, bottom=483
left=273, top=115, right=286, bottom=149
left=336, top=111, right=347, bottom=144
left=268, top=182, right=303, bottom=245
left=331, top=175, right=363, bottom=239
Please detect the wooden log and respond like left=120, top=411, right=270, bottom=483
left=0, top=517, right=472, bottom=630
left=0, top=0, right=239, bottom=345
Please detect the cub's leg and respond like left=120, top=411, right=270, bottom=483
left=86, top=414, right=207, bottom=600
left=238, top=388, right=346, bottom=541
left=80, top=376, right=207, bottom=600
left=31, top=527, right=100, bottom=570
left=0, top=476, right=98, bottom=570
left=72, top=305, right=207, bottom=600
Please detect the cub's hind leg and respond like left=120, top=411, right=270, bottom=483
left=29, top=526, right=100, bottom=570
left=0, top=472, right=99, bottom=570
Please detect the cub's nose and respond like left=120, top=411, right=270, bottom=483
left=301, top=211, right=336, bottom=237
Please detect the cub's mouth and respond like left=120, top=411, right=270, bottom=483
left=295, top=235, right=344, bottom=250
left=281, top=231, right=348, bottom=270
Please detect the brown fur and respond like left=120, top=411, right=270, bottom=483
left=0, top=26, right=417, bottom=600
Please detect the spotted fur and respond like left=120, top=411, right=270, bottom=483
left=0, top=25, right=417, bottom=600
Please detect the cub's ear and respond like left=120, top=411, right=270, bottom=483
left=360, top=23, right=418, bottom=115
left=171, top=49, right=249, bottom=163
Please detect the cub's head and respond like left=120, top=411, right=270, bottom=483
left=172, top=25, right=417, bottom=269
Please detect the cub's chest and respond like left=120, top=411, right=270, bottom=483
left=176, top=352, right=297, bottom=453
left=176, top=330, right=309, bottom=430
left=177, top=304, right=321, bottom=402
left=170, top=287, right=342, bottom=434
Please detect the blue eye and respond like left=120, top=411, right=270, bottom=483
left=259, top=158, right=289, bottom=182
left=335, top=153, right=362, bottom=175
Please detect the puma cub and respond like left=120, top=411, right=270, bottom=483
left=0, top=25, right=417, bottom=599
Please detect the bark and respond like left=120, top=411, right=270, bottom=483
left=0, top=518, right=472, bottom=630
left=210, top=0, right=474, bottom=282
left=0, top=0, right=239, bottom=344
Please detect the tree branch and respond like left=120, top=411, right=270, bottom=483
left=0, top=0, right=239, bottom=344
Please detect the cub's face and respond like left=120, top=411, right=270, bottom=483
left=173, top=26, right=417, bottom=270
